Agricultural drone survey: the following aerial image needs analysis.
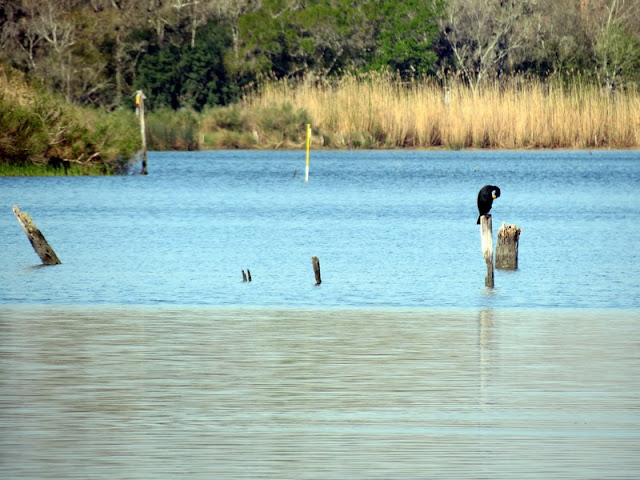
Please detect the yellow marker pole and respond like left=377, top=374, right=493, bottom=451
left=305, top=124, right=311, bottom=182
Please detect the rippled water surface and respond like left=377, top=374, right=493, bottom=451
left=1, top=149, right=639, bottom=308
left=2, top=307, right=639, bottom=479
left=1, top=150, right=639, bottom=478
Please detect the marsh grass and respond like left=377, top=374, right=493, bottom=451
left=243, top=72, right=640, bottom=149
left=0, top=162, right=89, bottom=176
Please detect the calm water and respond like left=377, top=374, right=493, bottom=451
left=1, top=150, right=640, bottom=478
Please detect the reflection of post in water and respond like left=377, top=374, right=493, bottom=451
left=478, top=309, right=494, bottom=404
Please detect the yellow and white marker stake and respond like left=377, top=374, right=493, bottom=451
left=305, top=124, right=311, bottom=182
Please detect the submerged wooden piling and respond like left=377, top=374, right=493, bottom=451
left=13, top=205, right=61, bottom=265
left=311, top=256, right=321, bottom=285
left=480, top=214, right=494, bottom=288
left=496, top=223, right=521, bottom=270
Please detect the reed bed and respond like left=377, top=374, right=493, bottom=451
left=244, top=72, right=640, bottom=149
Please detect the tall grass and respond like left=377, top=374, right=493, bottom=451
left=244, top=72, right=640, bottom=149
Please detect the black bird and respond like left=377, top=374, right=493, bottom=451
left=477, top=185, right=500, bottom=224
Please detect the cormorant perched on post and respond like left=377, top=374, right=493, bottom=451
left=477, top=185, right=500, bottom=224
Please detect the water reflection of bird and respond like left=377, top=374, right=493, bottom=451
left=477, top=185, right=500, bottom=224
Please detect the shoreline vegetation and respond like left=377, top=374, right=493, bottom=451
left=2, top=70, right=639, bottom=175
left=206, top=72, right=640, bottom=151
left=0, top=66, right=140, bottom=176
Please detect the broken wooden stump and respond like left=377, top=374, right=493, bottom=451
left=496, top=222, right=521, bottom=270
left=479, top=214, right=494, bottom=288
left=311, top=256, right=321, bottom=285
left=242, top=269, right=252, bottom=282
left=13, top=205, right=61, bottom=265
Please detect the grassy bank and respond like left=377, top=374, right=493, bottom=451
left=1, top=65, right=140, bottom=175
left=239, top=72, right=640, bottom=150
left=4, top=68, right=638, bottom=177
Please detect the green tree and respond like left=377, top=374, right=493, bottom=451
left=595, top=24, right=640, bottom=88
left=588, top=0, right=640, bottom=89
left=135, top=20, right=235, bottom=111
left=232, top=0, right=372, bottom=83
left=367, top=0, right=445, bottom=77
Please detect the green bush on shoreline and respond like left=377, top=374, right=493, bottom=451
left=1, top=66, right=140, bottom=176
left=146, top=109, right=200, bottom=151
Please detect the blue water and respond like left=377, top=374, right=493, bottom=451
left=1, top=149, right=639, bottom=308
left=2, top=150, right=640, bottom=480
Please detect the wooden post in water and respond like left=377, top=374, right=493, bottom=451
left=480, top=214, right=494, bottom=288
left=13, top=205, right=61, bottom=265
left=136, top=90, right=148, bottom=175
left=496, top=222, right=521, bottom=270
left=242, top=270, right=247, bottom=282
left=311, top=256, right=321, bottom=285
left=305, top=124, right=311, bottom=182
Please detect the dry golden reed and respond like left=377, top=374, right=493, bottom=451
left=244, top=72, right=640, bottom=149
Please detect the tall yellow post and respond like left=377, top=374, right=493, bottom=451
left=305, top=124, right=311, bottom=182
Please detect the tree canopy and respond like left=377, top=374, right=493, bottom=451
left=1, top=0, right=638, bottom=111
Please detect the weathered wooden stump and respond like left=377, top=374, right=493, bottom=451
left=242, top=270, right=247, bottom=282
left=480, top=214, right=494, bottom=288
left=311, top=256, right=321, bottom=285
left=496, top=222, right=521, bottom=270
left=242, top=269, right=252, bottom=282
left=13, top=205, right=61, bottom=265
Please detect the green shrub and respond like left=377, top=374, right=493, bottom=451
left=0, top=95, right=49, bottom=165
left=146, top=108, right=200, bottom=150
left=1, top=65, right=139, bottom=175
left=251, top=102, right=311, bottom=145
left=202, top=105, right=246, bottom=131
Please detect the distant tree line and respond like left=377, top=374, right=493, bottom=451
left=1, top=0, right=638, bottom=111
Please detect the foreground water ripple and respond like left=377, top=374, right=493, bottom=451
left=1, top=307, right=639, bottom=479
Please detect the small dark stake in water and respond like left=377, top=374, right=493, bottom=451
left=1, top=150, right=639, bottom=478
